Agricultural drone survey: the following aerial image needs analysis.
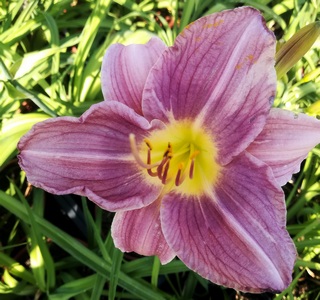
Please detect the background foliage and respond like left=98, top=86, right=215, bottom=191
left=0, top=0, right=319, bottom=299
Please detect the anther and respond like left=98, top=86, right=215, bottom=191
left=163, top=142, right=172, bottom=158
left=190, top=150, right=200, bottom=160
left=144, top=138, right=152, bottom=150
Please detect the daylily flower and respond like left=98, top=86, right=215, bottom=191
left=18, top=7, right=320, bottom=293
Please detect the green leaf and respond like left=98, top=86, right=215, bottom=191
left=49, top=274, right=96, bottom=300
left=15, top=187, right=56, bottom=292
left=0, top=113, right=50, bottom=167
left=109, top=246, right=123, bottom=300
left=0, top=252, right=35, bottom=285
left=90, top=274, right=107, bottom=300
left=0, top=191, right=170, bottom=300
left=72, top=0, right=112, bottom=102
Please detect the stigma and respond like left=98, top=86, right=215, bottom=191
left=129, top=120, right=220, bottom=196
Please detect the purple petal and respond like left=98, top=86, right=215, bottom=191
left=101, top=37, right=166, bottom=115
left=142, top=7, right=276, bottom=165
left=248, top=108, right=320, bottom=186
left=111, top=198, right=176, bottom=264
left=18, top=101, right=162, bottom=211
left=161, top=152, right=296, bottom=293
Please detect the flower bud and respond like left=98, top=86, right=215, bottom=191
left=275, top=22, right=320, bottom=79
left=306, top=100, right=320, bottom=116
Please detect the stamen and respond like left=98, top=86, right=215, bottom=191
left=146, top=147, right=158, bottom=177
left=129, top=134, right=159, bottom=169
left=161, top=159, right=170, bottom=184
left=175, top=162, right=185, bottom=186
left=190, top=150, right=200, bottom=160
left=189, top=160, right=195, bottom=179
left=147, top=148, right=151, bottom=164
left=189, top=150, right=200, bottom=179
left=131, top=133, right=204, bottom=188
left=163, top=142, right=173, bottom=158
left=157, top=142, right=173, bottom=180
left=157, top=157, right=169, bottom=179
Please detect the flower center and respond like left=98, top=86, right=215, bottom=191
left=130, top=120, right=220, bottom=196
